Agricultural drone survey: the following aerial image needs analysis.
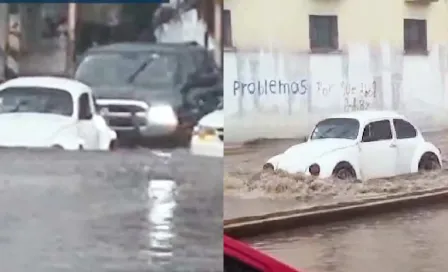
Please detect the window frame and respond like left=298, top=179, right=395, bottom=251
left=223, top=9, right=233, bottom=48
left=309, top=15, right=339, bottom=52
left=362, top=119, right=393, bottom=142
left=404, top=18, right=427, bottom=54
left=393, top=118, right=417, bottom=139
left=78, top=92, right=93, bottom=120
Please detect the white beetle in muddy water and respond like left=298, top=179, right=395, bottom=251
left=0, top=76, right=117, bottom=150
left=264, top=110, right=442, bottom=181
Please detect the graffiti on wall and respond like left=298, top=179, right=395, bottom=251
left=342, top=81, right=377, bottom=112
left=232, top=78, right=378, bottom=111
left=312, top=80, right=378, bottom=110
left=233, top=80, right=308, bottom=96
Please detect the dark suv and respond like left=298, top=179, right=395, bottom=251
left=74, top=42, right=222, bottom=146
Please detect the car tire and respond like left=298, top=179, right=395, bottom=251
left=109, top=139, right=119, bottom=150
left=332, top=162, right=357, bottom=181
left=418, top=152, right=441, bottom=172
left=262, top=163, right=274, bottom=171
left=51, top=144, right=64, bottom=149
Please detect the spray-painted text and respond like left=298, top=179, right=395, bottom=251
left=233, top=80, right=308, bottom=96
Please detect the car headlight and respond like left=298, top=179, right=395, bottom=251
left=309, top=163, right=320, bottom=176
left=193, top=125, right=217, bottom=138
left=147, top=104, right=178, bottom=126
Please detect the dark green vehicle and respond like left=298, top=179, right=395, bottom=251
left=74, top=42, right=222, bottom=146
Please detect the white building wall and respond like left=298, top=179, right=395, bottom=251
left=154, top=9, right=215, bottom=50
left=224, top=43, right=448, bottom=143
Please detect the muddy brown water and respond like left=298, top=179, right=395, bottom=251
left=248, top=203, right=448, bottom=272
left=226, top=131, right=448, bottom=272
left=0, top=148, right=222, bottom=272
left=224, top=131, right=448, bottom=219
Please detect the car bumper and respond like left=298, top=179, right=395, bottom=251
left=190, top=135, right=223, bottom=157
left=111, top=123, right=178, bottom=138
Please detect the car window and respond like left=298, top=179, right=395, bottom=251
left=0, top=87, right=73, bottom=116
left=310, top=118, right=360, bottom=140
left=224, top=254, right=263, bottom=272
left=75, top=52, right=178, bottom=88
left=393, top=118, right=417, bottom=139
left=362, top=120, right=392, bottom=142
left=78, top=93, right=92, bottom=118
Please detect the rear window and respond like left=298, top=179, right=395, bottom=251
left=0, top=87, right=73, bottom=116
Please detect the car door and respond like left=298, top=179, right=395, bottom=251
left=76, top=92, right=99, bottom=149
left=360, top=119, right=397, bottom=179
left=393, top=118, right=419, bottom=175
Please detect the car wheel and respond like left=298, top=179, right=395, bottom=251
left=418, top=152, right=441, bottom=172
left=51, top=144, right=64, bottom=149
left=262, top=163, right=274, bottom=171
left=332, top=162, right=356, bottom=181
left=109, top=139, right=119, bottom=150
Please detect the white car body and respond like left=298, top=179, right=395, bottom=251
left=0, top=76, right=117, bottom=150
left=266, top=110, right=442, bottom=181
left=190, top=109, right=223, bottom=157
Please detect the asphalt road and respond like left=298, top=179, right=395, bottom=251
left=0, top=148, right=222, bottom=272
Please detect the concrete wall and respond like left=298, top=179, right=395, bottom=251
left=224, top=44, right=448, bottom=142
left=154, top=9, right=215, bottom=50
left=224, top=0, right=448, bottom=51
left=224, top=0, right=448, bottom=142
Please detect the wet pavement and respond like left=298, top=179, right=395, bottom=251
left=0, top=148, right=222, bottom=272
left=249, top=203, right=448, bottom=272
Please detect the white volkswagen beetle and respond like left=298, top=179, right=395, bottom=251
left=0, top=76, right=117, bottom=150
left=264, top=110, right=442, bottom=181
left=190, top=103, right=223, bottom=157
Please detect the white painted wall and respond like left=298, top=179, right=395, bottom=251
left=225, top=43, right=448, bottom=143
left=154, top=9, right=215, bottom=50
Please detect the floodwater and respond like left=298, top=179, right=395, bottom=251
left=0, top=148, right=222, bottom=272
left=250, top=203, right=448, bottom=272
left=224, top=131, right=448, bottom=219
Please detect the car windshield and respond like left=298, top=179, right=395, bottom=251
left=0, top=87, right=73, bottom=116
left=310, top=118, right=360, bottom=140
left=75, top=52, right=178, bottom=88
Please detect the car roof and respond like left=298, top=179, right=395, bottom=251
left=224, top=235, right=300, bottom=271
left=328, top=110, right=406, bottom=123
left=0, top=76, right=90, bottom=96
left=86, top=42, right=205, bottom=54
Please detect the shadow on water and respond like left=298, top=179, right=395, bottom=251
left=0, top=148, right=222, bottom=272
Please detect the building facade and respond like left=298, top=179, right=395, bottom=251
left=224, top=0, right=448, bottom=142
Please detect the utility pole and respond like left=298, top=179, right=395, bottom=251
left=213, top=0, right=222, bottom=68
left=0, top=4, right=9, bottom=81
left=65, top=3, right=77, bottom=76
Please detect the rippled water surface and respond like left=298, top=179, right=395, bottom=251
left=0, top=148, right=222, bottom=272
left=250, top=204, right=448, bottom=272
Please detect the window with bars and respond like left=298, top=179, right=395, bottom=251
left=309, top=15, right=338, bottom=52
left=404, top=19, right=427, bottom=53
left=223, top=9, right=233, bottom=47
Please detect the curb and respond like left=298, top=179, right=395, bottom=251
left=224, top=186, right=448, bottom=238
left=224, top=146, right=254, bottom=155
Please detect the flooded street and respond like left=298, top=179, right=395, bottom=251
left=224, top=131, right=448, bottom=214
left=0, top=148, right=222, bottom=272
left=249, top=203, right=448, bottom=272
